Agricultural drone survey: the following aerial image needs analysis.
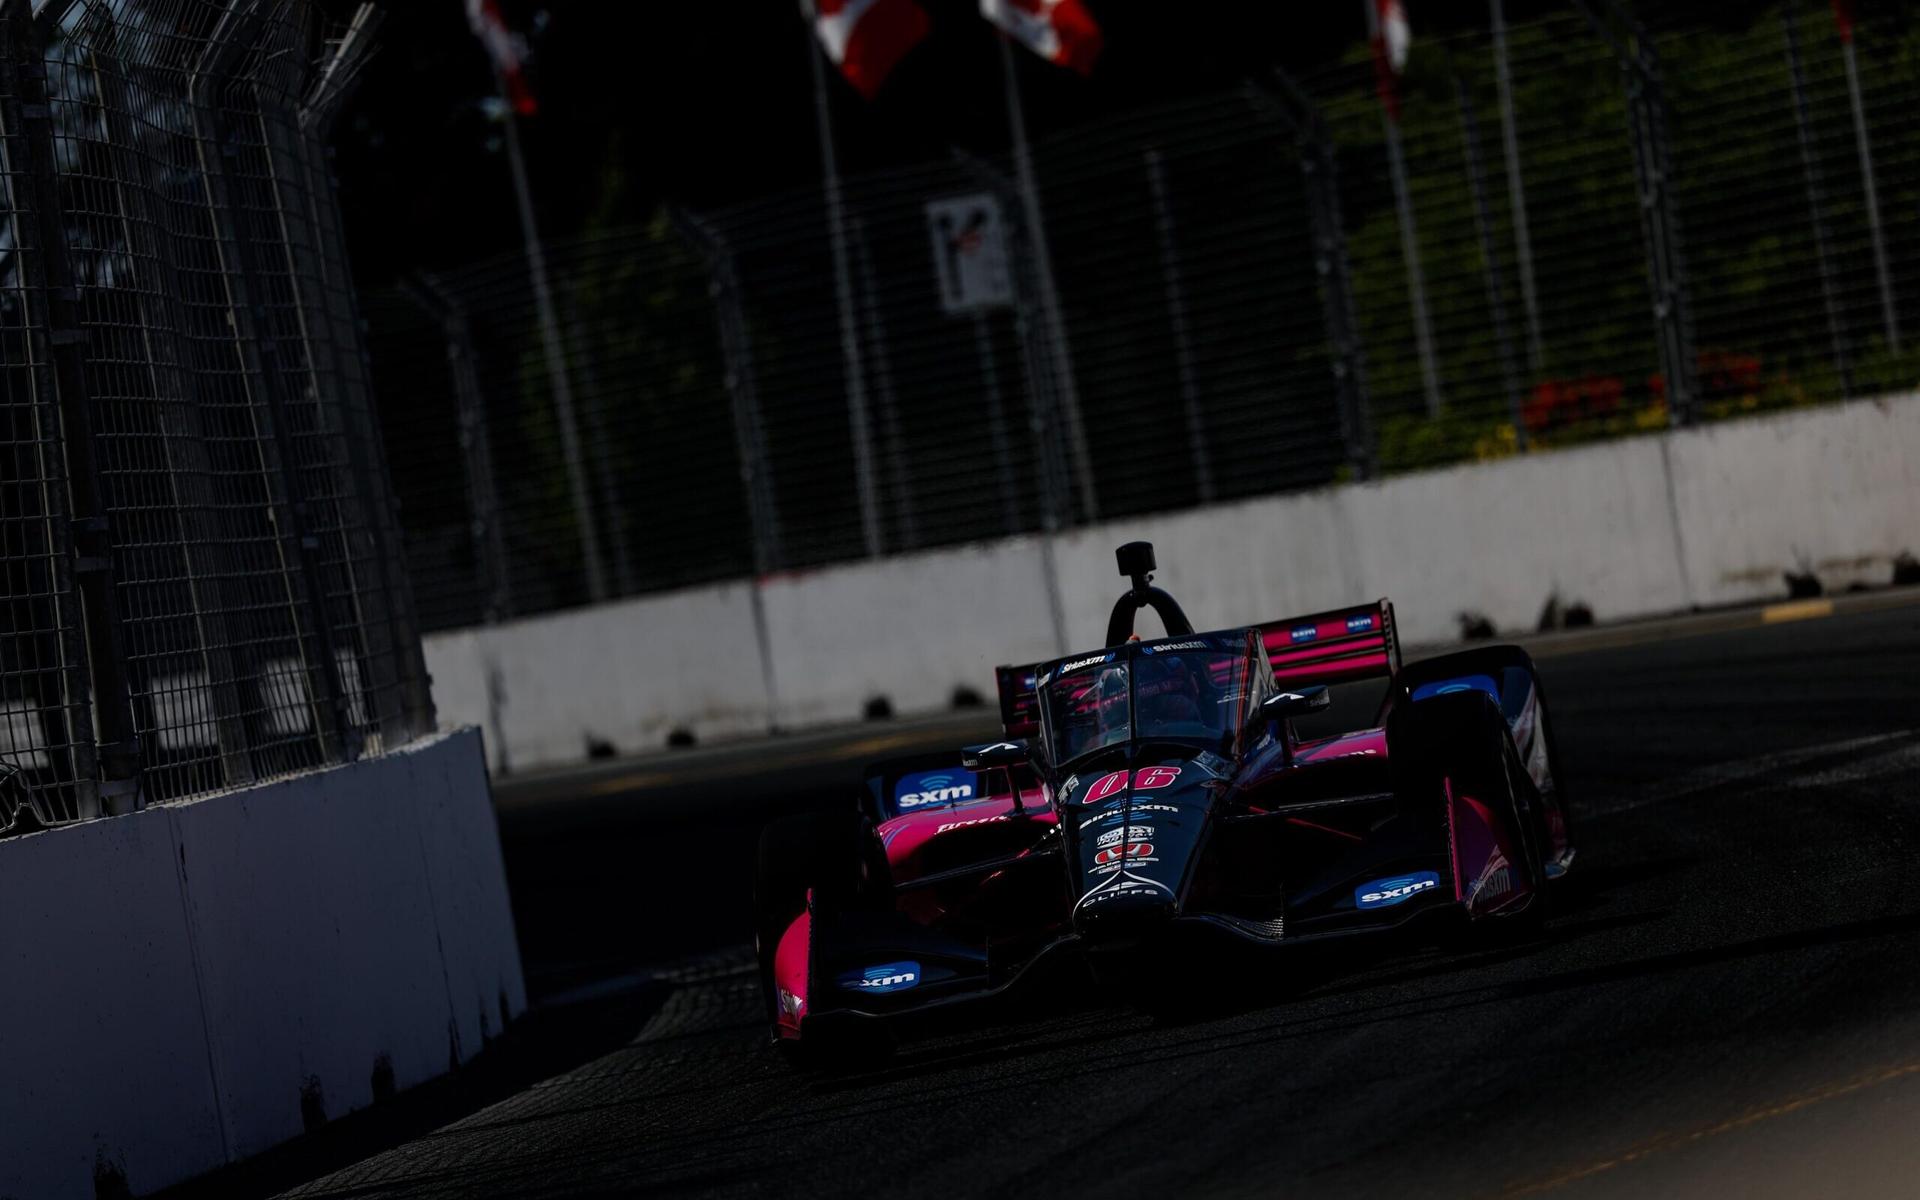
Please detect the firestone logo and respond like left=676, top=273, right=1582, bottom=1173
left=935, top=815, right=1009, bottom=834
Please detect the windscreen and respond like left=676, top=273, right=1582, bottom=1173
left=1039, top=644, right=1252, bottom=765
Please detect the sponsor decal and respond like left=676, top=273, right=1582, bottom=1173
left=895, top=769, right=976, bottom=810
left=777, top=987, right=804, bottom=1017
left=1092, top=842, right=1154, bottom=866
left=935, top=814, right=1010, bottom=834
left=1142, top=639, right=1207, bottom=654
left=1470, top=865, right=1513, bottom=902
left=1289, top=624, right=1319, bottom=644
left=1094, top=824, right=1153, bottom=847
left=1078, top=801, right=1180, bottom=830
left=836, top=961, right=920, bottom=993
left=1076, top=873, right=1176, bottom=910
left=1345, top=613, right=1376, bottom=633
left=1355, top=871, right=1441, bottom=910
left=1189, top=751, right=1230, bottom=778
left=1060, top=653, right=1114, bottom=674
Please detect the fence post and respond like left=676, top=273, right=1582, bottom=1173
left=1490, top=0, right=1546, bottom=375
left=1782, top=7, right=1852, bottom=398
left=1454, top=70, right=1529, bottom=448
left=1, top=0, right=139, bottom=815
left=1143, top=146, right=1215, bottom=504
left=850, top=217, right=919, bottom=551
left=1833, top=5, right=1898, bottom=354
left=187, top=10, right=358, bottom=762
left=405, top=276, right=513, bottom=625
left=674, top=210, right=784, bottom=728
left=1249, top=75, right=1375, bottom=479
left=971, top=312, right=1023, bottom=536
left=73, top=1, right=262, bottom=788
left=1575, top=0, right=1698, bottom=424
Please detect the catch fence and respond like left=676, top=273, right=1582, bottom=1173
left=371, top=1, right=1920, bottom=634
left=0, top=0, right=429, bottom=828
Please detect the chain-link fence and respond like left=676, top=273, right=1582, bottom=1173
left=372, top=0, right=1920, bottom=635
left=0, top=0, right=429, bottom=826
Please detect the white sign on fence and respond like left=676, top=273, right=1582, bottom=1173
left=926, top=194, right=1013, bottom=314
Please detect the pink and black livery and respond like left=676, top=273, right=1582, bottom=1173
left=755, top=542, right=1574, bottom=1061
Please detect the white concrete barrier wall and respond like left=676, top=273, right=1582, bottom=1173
left=427, top=393, right=1920, bottom=770
left=0, top=728, right=522, bottom=1199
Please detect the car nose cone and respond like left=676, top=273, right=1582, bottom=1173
left=1073, top=878, right=1177, bottom=937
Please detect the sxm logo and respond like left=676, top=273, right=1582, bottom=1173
left=896, top=771, right=976, bottom=810
left=837, top=962, right=921, bottom=994
left=1355, top=871, right=1441, bottom=910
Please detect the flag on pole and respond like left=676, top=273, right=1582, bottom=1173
left=981, top=0, right=1103, bottom=76
left=1831, top=0, right=1855, bottom=42
left=467, top=0, right=537, bottom=116
left=1369, top=0, right=1410, bottom=121
left=811, top=0, right=932, bottom=100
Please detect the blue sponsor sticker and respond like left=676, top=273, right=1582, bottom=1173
left=1410, top=673, right=1501, bottom=704
left=837, top=961, right=920, bottom=993
left=894, top=768, right=978, bottom=811
left=1289, top=625, right=1318, bottom=643
left=1355, top=871, right=1442, bottom=910
left=1345, top=614, right=1376, bottom=633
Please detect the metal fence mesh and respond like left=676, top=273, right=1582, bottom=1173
left=370, top=1, right=1920, bottom=636
left=0, top=0, right=427, bottom=821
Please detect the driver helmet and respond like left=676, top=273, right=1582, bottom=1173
left=1138, top=653, right=1204, bottom=724
left=1093, top=666, right=1129, bottom=740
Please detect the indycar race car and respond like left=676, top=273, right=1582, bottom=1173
left=755, top=541, right=1573, bottom=1059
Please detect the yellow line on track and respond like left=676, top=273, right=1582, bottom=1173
left=1501, top=1059, right=1920, bottom=1195
left=1760, top=598, right=1835, bottom=624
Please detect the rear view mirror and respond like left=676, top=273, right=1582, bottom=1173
left=961, top=740, right=1029, bottom=770
left=1256, top=685, right=1331, bottom=722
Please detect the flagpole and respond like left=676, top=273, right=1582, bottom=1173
left=493, top=65, right=608, bottom=602
left=1365, top=0, right=1443, bottom=418
left=998, top=32, right=1098, bottom=523
left=803, top=0, right=885, bottom=558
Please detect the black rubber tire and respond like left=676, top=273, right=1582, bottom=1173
left=1400, top=643, right=1573, bottom=875
left=753, top=808, right=866, bottom=1029
left=1397, top=691, right=1549, bottom=933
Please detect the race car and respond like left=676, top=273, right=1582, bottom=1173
left=755, top=541, right=1573, bottom=1060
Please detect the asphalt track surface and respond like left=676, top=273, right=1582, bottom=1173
left=271, top=600, right=1920, bottom=1199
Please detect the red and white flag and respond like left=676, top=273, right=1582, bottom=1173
left=811, top=0, right=931, bottom=100
left=981, top=0, right=1103, bottom=76
left=1370, top=0, right=1410, bottom=120
left=1831, top=0, right=1855, bottom=42
left=467, top=0, right=537, bottom=116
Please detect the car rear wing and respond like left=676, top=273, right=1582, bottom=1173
left=1256, top=599, right=1401, bottom=688
left=993, top=600, right=1399, bottom=738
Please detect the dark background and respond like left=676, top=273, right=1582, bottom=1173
left=333, top=0, right=1789, bottom=290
